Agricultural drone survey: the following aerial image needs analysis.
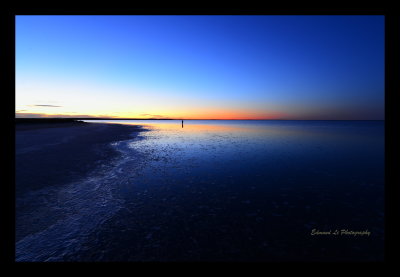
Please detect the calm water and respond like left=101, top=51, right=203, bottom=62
left=17, top=120, right=385, bottom=261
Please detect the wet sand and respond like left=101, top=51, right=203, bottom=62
left=16, top=122, right=142, bottom=194
left=16, top=122, right=143, bottom=245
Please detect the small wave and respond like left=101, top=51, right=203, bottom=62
left=16, top=136, right=143, bottom=262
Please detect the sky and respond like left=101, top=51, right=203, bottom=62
left=15, top=15, right=384, bottom=120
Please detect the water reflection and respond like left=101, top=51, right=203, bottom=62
left=86, top=120, right=383, bottom=152
left=80, top=119, right=384, bottom=261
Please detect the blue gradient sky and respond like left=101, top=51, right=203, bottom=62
left=16, top=15, right=384, bottom=119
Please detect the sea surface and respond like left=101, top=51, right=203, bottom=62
left=16, top=120, right=385, bottom=261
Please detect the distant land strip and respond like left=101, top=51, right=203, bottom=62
left=15, top=118, right=384, bottom=123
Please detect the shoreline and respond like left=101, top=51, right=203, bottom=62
left=16, top=121, right=144, bottom=244
left=16, top=122, right=143, bottom=195
left=14, top=120, right=384, bottom=261
left=16, top=121, right=147, bottom=259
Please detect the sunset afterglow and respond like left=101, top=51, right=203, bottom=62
left=16, top=15, right=384, bottom=120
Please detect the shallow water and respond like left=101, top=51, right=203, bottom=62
left=73, top=120, right=384, bottom=261
left=16, top=120, right=385, bottom=261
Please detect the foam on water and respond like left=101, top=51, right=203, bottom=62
left=15, top=133, right=145, bottom=261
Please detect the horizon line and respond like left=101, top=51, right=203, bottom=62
left=15, top=117, right=385, bottom=121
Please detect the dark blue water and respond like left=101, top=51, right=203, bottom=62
left=16, top=120, right=385, bottom=261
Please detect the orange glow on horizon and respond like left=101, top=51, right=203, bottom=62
left=15, top=108, right=288, bottom=120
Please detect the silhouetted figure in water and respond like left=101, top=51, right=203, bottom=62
left=182, top=120, right=184, bottom=128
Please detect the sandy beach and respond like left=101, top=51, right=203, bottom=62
left=16, top=121, right=142, bottom=194
left=16, top=122, right=143, bottom=251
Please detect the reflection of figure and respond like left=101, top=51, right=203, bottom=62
left=182, top=119, right=184, bottom=128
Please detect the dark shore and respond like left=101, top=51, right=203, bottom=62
left=16, top=121, right=142, bottom=195
left=16, top=121, right=144, bottom=244
left=15, top=118, right=88, bottom=131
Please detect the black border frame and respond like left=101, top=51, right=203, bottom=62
left=1, top=7, right=398, bottom=269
